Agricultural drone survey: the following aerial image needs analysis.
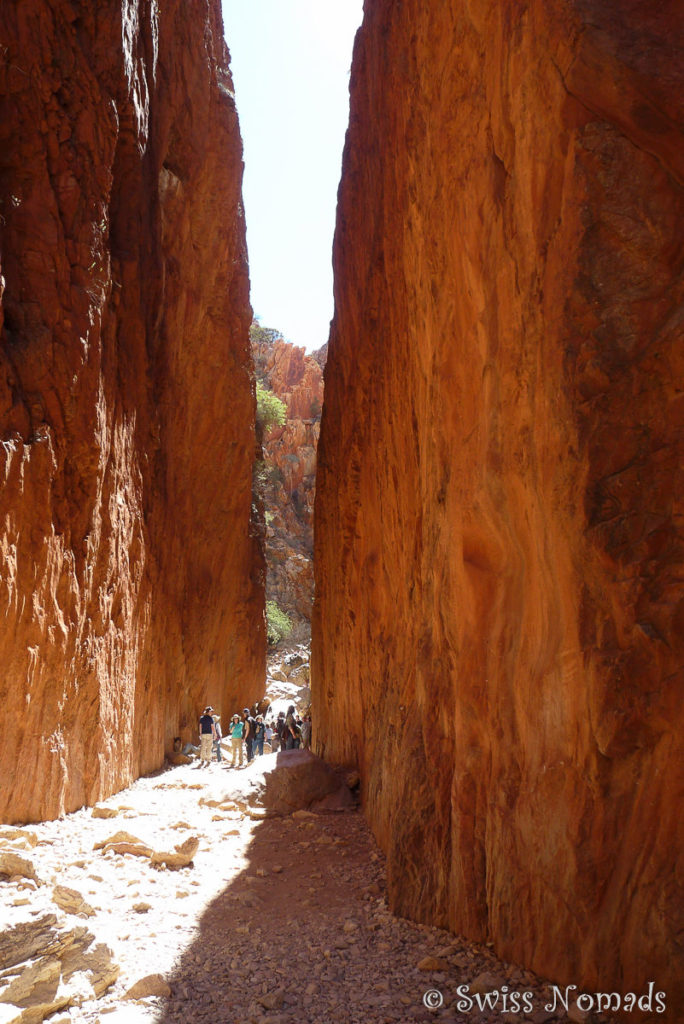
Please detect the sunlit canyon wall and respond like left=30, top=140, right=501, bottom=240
left=0, top=0, right=265, bottom=822
left=313, top=0, right=683, bottom=1017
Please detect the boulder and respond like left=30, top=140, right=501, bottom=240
left=283, top=653, right=305, bottom=671
left=0, top=916, right=59, bottom=970
left=0, top=915, right=118, bottom=1018
left=417, top=956, right=450, bottom=972
left=224, top=750, right=354, bottom=816
left=0, top=852, right=42, bottom=886
left=167, top=753, right=193, bottom=766
left=123, top=974, right=172, bottom=1000
left=91, top=806, right=119, bottom=819
left=288, top=664, right=310, bottom=685
left=52, top=886, right=95, bottom=918
left=150, top=836, right=199, bottom=870
left=0, top=831, right=38, bottom=849
left=469, top=972, right=505, bottom=995
left=93, top=833, right=153, bottom=859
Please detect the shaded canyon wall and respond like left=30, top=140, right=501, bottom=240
left=0, top=0, right=264, bottom=822
left=313, top=0, right=683, bottom=1016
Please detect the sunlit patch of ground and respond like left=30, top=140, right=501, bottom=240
left=1, top=757, right=620, bottom=1024
left=0, top=758, right=263, bottom=1022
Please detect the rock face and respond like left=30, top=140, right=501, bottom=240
left=0, top=0, right=264, bottom=822
left=253, top=331, right=325, bottom=629
left=313, top=0, right=683, bottom=1018
left=0, top=913, right=119, bottom=1019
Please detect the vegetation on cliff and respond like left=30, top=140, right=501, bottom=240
left=255, top=381, right=287, bottom=437
left=250, top=319, right=325, bottom=641
left=266, top=599, right=293, bottom=645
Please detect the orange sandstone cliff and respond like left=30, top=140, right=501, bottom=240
left=0, top=0, right=264, bottom=822
left=313, top=0, right=683, bottom=1017
left=253, top=331, right=325, bottom=631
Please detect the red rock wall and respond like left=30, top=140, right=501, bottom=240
left=262, top=338, right=323, bottom=521
left=313, top=0, right=683, bottom=1016
left=253, top=333, right=324, bottom=627
left=0, top=0, right=264, bottom=822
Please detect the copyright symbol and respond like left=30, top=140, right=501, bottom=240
left=423, top=989, right=444, bottom=1010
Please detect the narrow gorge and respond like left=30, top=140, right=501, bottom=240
left=0, top=0, right=681, bottom=1022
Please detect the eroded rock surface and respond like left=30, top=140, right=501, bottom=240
left=0, top=0, right=264, bottom=822
left=253, top=331, right=325, bottom=631
left=0, top=914, right=118, bottom=1021
left=313, top=0, right=683, bottom=1018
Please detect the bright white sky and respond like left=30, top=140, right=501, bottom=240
left=221, top=0, right=364, bottom=352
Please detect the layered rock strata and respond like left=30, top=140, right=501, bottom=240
left=253, top=332, right=324, bottom=629
left=313, top=0, right=683, bottom=1018
left=0, top=0, right=264, bottom=822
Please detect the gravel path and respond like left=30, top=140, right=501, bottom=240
left=0, top=759, right=617, bottom=1024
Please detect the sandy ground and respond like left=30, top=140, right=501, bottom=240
left=0, top=754, right=617, bottom=1024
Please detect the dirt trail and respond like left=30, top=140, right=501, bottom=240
left=0, top=758, right=616, bottom=1024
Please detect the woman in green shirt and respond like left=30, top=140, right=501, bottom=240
left=228, top=714, right=244, bottom=767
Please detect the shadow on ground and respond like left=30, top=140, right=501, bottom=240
left=150, top=774, right=449, bottom=1024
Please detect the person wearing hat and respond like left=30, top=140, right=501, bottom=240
left=252, top=715, right=265, bottom=757
left=198, top=706, right=216, bottom=766
left=228, top=713, right=244, bottom=766
left=212, top=714, right=223, bottom=762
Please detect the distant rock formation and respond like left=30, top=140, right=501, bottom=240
left=252, top=328, right=325, bottom=633
left=313, top=0, right=684, bottom=1018
left=0, top=0, right=264, bottom=822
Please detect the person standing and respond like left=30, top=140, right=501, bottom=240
left=243, top=707, right=256, bottom=762
left=301, top=714, right=311, bottom=751
left=252, top=715, right=265, bottom=756
left=228, top=714, right=244, bottom=767
left=284, top=704, right=297, bottom=750
left=198, top=706, right=215, bottom=766
left=274, top=711, right=286, bottom=752
left=212, top=714, right=223, bottom=762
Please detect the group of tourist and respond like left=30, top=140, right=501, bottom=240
left=196, top=704, right=311, bottom=767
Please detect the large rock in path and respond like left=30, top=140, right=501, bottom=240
left=226, top=750, right=354, bottom=816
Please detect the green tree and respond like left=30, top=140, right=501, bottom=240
left=250, top=320, right=283, bottom=383
left=256, top=382, right=286, bottom=435
left=250, top=321, right=282, bottom=349
left=266, top=600, right=292, bottom=645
